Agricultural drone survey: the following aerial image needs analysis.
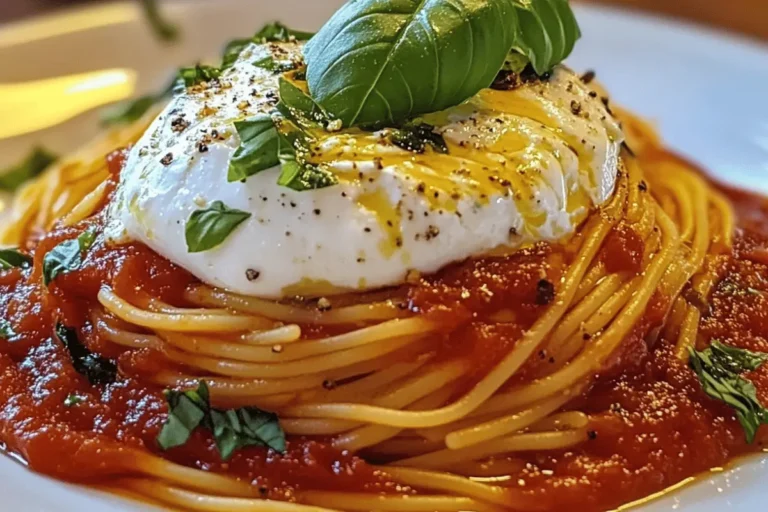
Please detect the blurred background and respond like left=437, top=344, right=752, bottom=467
left=1, top=0, right=767, bottom=40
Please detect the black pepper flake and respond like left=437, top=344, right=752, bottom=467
left=197, top=142, right=209, bottom=153
left=364, top=227, right=371, bottom=233
left=538, top=350, right=547, bottom=360
left=535, top=279, right=556, bottom=306
left=638, top=180, right=648, bottom=192
left=425, top=225, right=440, bottom=241
left=570, top=100, right=582, bottom=116
left=160, top=152, right=173, bottom=166
left=588, top=90, right=598, bottom=98
left=313, top=209, right=321, bottom=216
left=581, top=70, right=596, bottom=84
left=416, top=183, right=426, bottom=194
left=259, top=486, right=269, bottom=496
left=245, top=269, right=260, bottom=281
left=587, top=430, right=598, bottom=440
left=583, top=333, right=592, bottom=341
left=395, top=237, right=403, bottom=248
left=322, top=379, right=336, bottom=390
left=171, top=116, right=190, bottom=133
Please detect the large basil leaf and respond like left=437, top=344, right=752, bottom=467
left=43, top=229, right=97, bottom=286
left=55, top=323, right=117, bottom=385
left=689, top=340, right=768, bottom=443
left=157, top=381, right=286, bottom=460
left=0, top=248, right=32, bottom=270
left=513, top=0, right=581, bottom=75
left=0, top=148, right=57, bottom=192
left=305, top=0, right=580, bottom=127
left=185, top=201, right=251, bottom=253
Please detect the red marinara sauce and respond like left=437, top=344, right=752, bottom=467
left=0, top=148, right=767, bottom=510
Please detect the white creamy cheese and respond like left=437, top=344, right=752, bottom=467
left=106, top=42, right=623, bottom=299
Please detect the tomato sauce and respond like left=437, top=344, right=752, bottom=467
left=1, top=148, right=768, bottom=510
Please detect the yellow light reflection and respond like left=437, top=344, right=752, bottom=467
left=0, top=68, right=137, bottom=140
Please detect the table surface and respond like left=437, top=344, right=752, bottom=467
left=0, top=0, right=766, bottom=41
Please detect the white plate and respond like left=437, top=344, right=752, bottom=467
left=1, top=1, right=768, bottom=510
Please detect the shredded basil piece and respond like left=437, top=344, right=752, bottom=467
left=390, top=122, right=448, bottom=154
left=55, top=323, right=117, bottom=385
left=179, top=64, right=222, bottom=87
left=185, top=201, right=251, bottom=253
left=140, top=0, right=180, bottom=42
left=42, top=228, right=97, bottom=286
left=0, top=248, right=32, bottom=271
left=102, top=74, right=181, bottom=126
left=689, top=340, right=768, bottom=443
left=0, top=148, right=57, bottom=192
left=254, top=21, right=314, bottom=43
left=228, top=115, right=280, bottom=183
left=0, top=320, right=14, bottom=340
left=305, top=0, right=580, bottom=127
left=157, top=381, right=286, bottom=460
left=64, top=394, right=85, bottom=407
left=253, top=56, right=299, bottom=74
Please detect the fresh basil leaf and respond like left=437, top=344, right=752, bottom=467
left=102, top=74, right=180, bottom=126
left=254, top=21, right=314, bottom=43
left=185, top=201, right=251, bottom=253
left=157, top=381, right=286, bottom=460
left=278, top=76, right=332, bottom=126
left=689, top=340, right=768, bottom=443
left=228, top=115, right=280, bottom=183
left=253, top=56, right=299, bottom=74
left=0, top=319, right=14, bottom=340
left=55, top=323, right=117, bottom=385
left=304, top=0, right=518, bottom=127
left=140, top=0, right=180, bottom=42
left=305, top=0, right=580, bottom=127
left=63, top=394, right=84, bottom=407
left=0, top=147, right=57, bottom=192
left=222, top=38, right=253, bottom=70
left=512, top=0, right=581, bottom=75
left=180, top=64, right=222, bottom=87
left=0, top=248, right=32, bottom=270
left=157, top=383, right=209, bottom=450
left=43, top=229, right=97, bottom=286
left=391, top=122, right=448, bottom=154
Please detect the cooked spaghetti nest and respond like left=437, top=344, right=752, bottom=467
left=0, top=104, right=734, bottom=512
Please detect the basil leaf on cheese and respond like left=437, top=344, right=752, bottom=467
left=55, top=323, right=117, bottom=385
left=254, top=21, right=314, bottom=43
left=305, top=0, right=580, bottom=127
left=0, top=320, right=14, bottom=340
left=0, top=248, right=32, bottom=270
left=689, top=340, right=768, bottom=443
left=0, top=147, right=57, bottom=192
left=157, top=381, right=286, bottom=460
left=140, top=0, right=179, bottom=42
left=228, top=115, right=280, bottom=182
left=179, top=64, right=221, bottom=87
left=390, top=122, right=448, bottom=154
left=43, top=228, right=97, bottom=286
left=185, top=201, right=251, bottom=253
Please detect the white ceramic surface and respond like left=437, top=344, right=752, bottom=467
left=1, top=1, right=768, bottom=510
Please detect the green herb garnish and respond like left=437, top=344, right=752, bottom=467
left=390, top=122, right=448, bottom=154
left=0, top=320, right=14, bottom=340
left=304, top=0, right=580, bottom=127
left=140, top=0, right=180, bottom=42
left=42, top=228, right=98, bottom=286
left=157, top=381, right=286, bottom=460
left=179, top=64, right=222, bottom=87
left=0, top=248, right=32, bottom=271
left=0, top=148, right=57, bottom=192
left=102, top=75, right=181, bottom=126
left=185, top=201, right=252, bottom=253
left=689, top=340, right=768, bottom=443
left=228, top=115, right=281, bottom=182
left=64, top=394, right=85, bottom=407
left=254, top=21, right=314, bottom=43
left=55, top=323, right=117, bottom=385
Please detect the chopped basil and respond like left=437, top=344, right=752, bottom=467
left=689, top=340, right=768, bottom=443
left=64, top=394, right=85, bottom=407
left=227, top=115, right=280, bottom=183
left=254, top=21, right=314, bottom=43
left=305, top=0, right=580, bottom=127
left=185, top=201, right=251, bottom=253
left=140, top=0, right=179, bottom=42
left=390, top=122, right=448, bottom=154
left=253, top=56, right=299, bottom=74
left=55, top=323, right=117, bottom=385
left=179, top=64, right=222, bottom=87
left=102, top=74, right=181, bottom=126
left=42, top=228, right=97, bottom=286
left=157, top=381, right=286, bottom=460
left=0, top=147, right=57, bottom=192
left=0, top=320, right=14, bottom=340
left=0, top=248, right=32, bottom=270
